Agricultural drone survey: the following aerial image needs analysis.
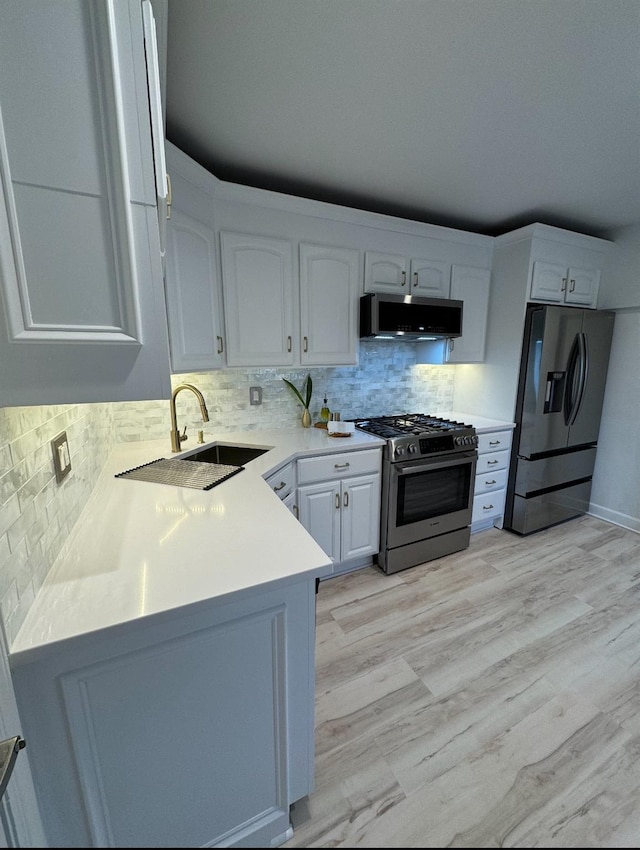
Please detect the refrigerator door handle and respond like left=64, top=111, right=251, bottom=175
left=564, top=332, right=588, bottom=426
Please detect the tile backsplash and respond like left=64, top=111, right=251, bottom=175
left=0, top=340, right=454, bottom=644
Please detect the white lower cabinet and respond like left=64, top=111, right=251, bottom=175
left=10, top=579, right=317, bottom=848
left=297, top=448, right=382, bottom=576
left=472, top=429, right=513, bottom=532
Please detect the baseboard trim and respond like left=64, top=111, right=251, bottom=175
left=587, top=505, right=640, bottom=534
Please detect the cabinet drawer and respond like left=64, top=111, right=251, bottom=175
left=476, top=449, right=510, bottom=475
left=475, top=467, right=508, bottom=495
left=297, top=448, right=381, bottom=485
left=472, top=489, right=506, bottom=524
left=265, top=462, right=296, bottom=500
left=477, top=431, right=512, bottom=455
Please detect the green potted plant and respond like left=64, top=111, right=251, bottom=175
left=282, top=373, right=313, bottom=427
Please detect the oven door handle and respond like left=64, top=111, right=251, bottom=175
left=395, top=453, right=476, bottom=476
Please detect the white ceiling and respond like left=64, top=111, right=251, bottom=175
left=164, top=0, right=640, bottom=238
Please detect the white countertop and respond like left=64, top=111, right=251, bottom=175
left=10, top=427, right=385, bottom=663
left=446, top=411, right=516, bottom=433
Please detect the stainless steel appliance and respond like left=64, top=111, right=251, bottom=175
left=504, top=303, right=615, bottom=535
left=353, top=414, right=478, bottom=574
left=359, top=293, right=463, bottom=340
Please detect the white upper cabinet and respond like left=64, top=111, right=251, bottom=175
left=416, top=264, right=491, bottom=364
left=219, top=231, right=359, bottom=368
left=364, top=250, right=451, bottom=297
left=447, top=264, right=491, bottom=363
left=521, top=224, right=609, bottom=309
left=220, top=232, right=295, bottom=367
left=529, top=260, right=601, bottom=306
left=0, top=0, right=171, bottom=405
left=299, top=244, right=359, bottom=366
left=165, top=210, right=224, bottom=372
left=409, top=257, right=451, bottom=298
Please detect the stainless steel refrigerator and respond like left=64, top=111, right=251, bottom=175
left=503, top=303, right=615, bottom=535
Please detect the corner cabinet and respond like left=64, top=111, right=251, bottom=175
left=0, top=0, right=171, bottom=406
left=297, top=447, right=382, bottom=577
left=220, top=233, right=359, bottom=367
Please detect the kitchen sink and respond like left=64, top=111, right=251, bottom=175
left=181, top=443, right=270, bottom=466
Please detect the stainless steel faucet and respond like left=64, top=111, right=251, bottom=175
left=169, top=383, right=210, bottom=452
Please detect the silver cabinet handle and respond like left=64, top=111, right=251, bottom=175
left=489, top=440, right=501, bottom=446
left=293, top=504, right=298, bottom=518
left=561, top=277, right=567, bottom=291
left=401, top=270, right=406, bottom=286
left=287, top=335, right=292, bottom=353
left=413, top=271, right=418, bottom=287
left=343, top=491, right=349, bottom=507
left=273, top=481, right=287, bottom=492
left=334, top=462, right=350, bottom=469
left=485, top=479, right=497, bottom=486
left=487, top=459, right=499, bottom=465
left=217, top=336, right=224, bottom=354
left=335, top=493, right=340, bottom=509
left=303, top=336, right=308, bottom=352
left=483, top=504, right=494, bottom=510
left=570, top=279, right=576, bottom=292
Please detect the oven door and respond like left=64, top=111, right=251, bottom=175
left=385, top=450, right=477, bottom=549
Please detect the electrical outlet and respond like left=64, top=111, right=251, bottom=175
left=51, top=431, right=72, bottom=483
left=249, top=386, right=262, bottom=405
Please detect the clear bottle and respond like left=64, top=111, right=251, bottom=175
left=320, top=396, right=330, bottom=423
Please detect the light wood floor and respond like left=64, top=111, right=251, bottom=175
left=283, top=515, right=640, bottom=848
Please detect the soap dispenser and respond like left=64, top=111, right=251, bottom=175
left=320, top=396, right=330, bottom=424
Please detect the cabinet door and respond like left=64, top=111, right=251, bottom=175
left=363, top=251, right=408, bottom=293
left=220, top=232, right=294, bottom=366
left=299, top=244, right=359, bottom=365
left=529, top=260, right=567, bottom=303
left=409, top=257, right=451, bottom=297
left=340, top=474, right=381, bottom=561
left=0, top=0, right=171, bottom=406
left=165, top=209, right=224, bottom=372
left=297, top=481, right=341, bottom=563
left=565, top=265, right=600, bottom=306
left=447, top=265, right=491, bottom=363
left=141, top=0, right=168, bottom=258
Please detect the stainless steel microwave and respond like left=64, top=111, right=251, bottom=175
left=359, top=293, right=463, bottom=340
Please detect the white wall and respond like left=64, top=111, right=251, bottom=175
left=589, top=223, right=640, bottom=531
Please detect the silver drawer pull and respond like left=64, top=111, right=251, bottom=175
left=489, top=440, right=501, bottom=446
left=334, top=462, right=350, bottom=469
left=273, top=481, right=287, bottom=492
left=483, top=504, right=494, bottom=510
left=487, top=459, right=499, bottom=465
left=485, top=479, right=496, bottom=485
left=335, top=493, right=340, bottom=509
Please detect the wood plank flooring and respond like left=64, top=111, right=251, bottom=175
left=283, top=516, right=640, bottom=848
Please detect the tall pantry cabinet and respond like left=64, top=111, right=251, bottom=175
left=0, top=0, right=171, bottom=406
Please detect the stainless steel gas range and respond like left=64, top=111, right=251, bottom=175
left=353, top=414, right=478, bottom=574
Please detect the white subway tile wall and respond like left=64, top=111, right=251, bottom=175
left=0, top=403, right=116, bottom=644
left=0, top=341, right=454, bottom=643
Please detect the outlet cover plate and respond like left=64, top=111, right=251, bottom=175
left=51, top=431, right=71, bottom=483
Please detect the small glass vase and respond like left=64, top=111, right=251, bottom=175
left=301, top=408, right=312, bottom=428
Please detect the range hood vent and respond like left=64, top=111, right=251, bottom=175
left=359, top=293, right=463, bottom=341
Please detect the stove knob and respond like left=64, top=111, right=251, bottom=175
left=407, top=443, right=418, bottom=454
left=394, top=445, right=405, bottom=458
left=454, top=435, right=463, bottom=446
